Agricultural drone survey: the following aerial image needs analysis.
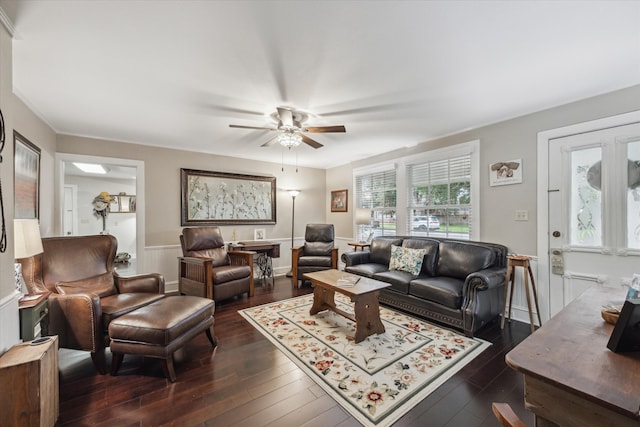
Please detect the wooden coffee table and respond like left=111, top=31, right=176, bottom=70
left=303, top=269, right=390, bottom=343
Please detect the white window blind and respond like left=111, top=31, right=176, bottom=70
left=407, top=154, right=472, bottom=239
left=355, top=167, right=397, bottom=237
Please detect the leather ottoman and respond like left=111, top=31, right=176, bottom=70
left=109, top=295, right=216, bottom=382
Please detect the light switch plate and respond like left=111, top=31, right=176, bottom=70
left=515, top=210, right=528, bottom=221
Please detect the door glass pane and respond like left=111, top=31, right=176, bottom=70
left=627, top=140, right=640, bottom=249
left=570, top=147, right=602, bottom=246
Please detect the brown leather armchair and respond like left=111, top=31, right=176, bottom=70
left=178, top=227, right=255, bottom=301
left=19, top=234, right=165, bottom=374
left=291, top=224, right=338, bottom=288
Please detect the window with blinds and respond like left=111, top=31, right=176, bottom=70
left=355, top=168, right=397, bottom=237
left=407, top=154, right=472, bottom=239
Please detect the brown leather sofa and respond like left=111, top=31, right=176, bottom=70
left=179, top=227, right=255, bottom=301
left=19, top=234, right=165, bottom=373
left=342, top=236, right=507, bottom=337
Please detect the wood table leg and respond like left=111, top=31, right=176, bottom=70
left=523, top=266, right=535, bottom=334
left=353, top=292, right=385, bottom=343
left=501, top=264, right=513, bottom=329
left=309, top=285, right=336, bottom=315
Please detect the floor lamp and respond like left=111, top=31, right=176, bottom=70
left=286, top=190, right=300, bottom=277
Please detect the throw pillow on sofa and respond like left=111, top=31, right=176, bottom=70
left=389, top=245, right=427, bottom=275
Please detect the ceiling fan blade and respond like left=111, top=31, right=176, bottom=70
left=229, top=124, right=277, bottom=131
left=277, top=107, right=294, bottom=127
left=301, top=134, right=323, bottom=149
left=260, top=134, right=280, bottom=147
left=304, top=125, right=346, bottom=133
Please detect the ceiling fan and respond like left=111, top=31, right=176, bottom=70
left=229, top=107, right=346, bottom=149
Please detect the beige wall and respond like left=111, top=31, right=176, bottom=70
left=56, top=135, right=328, bottom=246
left=333, top=85, right=640, bottom=255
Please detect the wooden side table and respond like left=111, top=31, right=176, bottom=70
left=347, top=242, right=370, bottom=251
left=19, top=292, right=50, bottom=341
left=501, top=255, right=542, bottom=334
left=0, top=335, right=59, bottom=426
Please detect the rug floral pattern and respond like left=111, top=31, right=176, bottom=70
left=239, top=294, right=490, bottom=427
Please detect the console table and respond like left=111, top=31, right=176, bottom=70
left=506, top=286, right=640, bottom=426
left=229, top=241, right=280, bottom=286
left=19, top=292, right=50, bottom=341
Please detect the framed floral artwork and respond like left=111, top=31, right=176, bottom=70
left=181, top=168, right=276, bottom=226
left=331, top=189, right=348, bottom=212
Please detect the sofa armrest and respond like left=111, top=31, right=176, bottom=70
left=463, top=266, right=507, bottom=296
left=49, top=292, right=103, bottom=353
left=114, top=273, right=165, bottom=294
left=341, top=250, right=371, bottom=267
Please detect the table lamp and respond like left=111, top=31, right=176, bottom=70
left=14, top=219, right=44, bottom=295
left=355, top=208, right=372, bottom=243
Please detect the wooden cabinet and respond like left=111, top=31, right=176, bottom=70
left=0, top=336, right=59, bottom=427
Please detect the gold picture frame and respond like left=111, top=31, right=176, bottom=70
left=330, top=189, right=348, bottom=212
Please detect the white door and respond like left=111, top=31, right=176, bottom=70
left=548, top=123, right=640, bottom=316
left=63, top=184, right=78, bottom=236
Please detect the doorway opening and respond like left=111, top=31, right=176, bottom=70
left=55, top=153, right=145, bottom=273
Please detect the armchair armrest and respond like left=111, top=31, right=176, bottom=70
left=114, top=273, right=165, bottom=294
left=48, top=292, right=103, bottom=354
left=228, top=250, right=255, bottom=268
left=331, top=247, right=339, bottom=269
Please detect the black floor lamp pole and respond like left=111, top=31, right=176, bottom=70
left=286, top=190, right=299, bottom=278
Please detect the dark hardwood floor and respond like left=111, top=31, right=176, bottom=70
left=57, top=276, right=534, bottom=426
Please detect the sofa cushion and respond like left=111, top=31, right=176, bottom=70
left=304, top=241, right=333, bottom=256
left=401, top=239, right=439, bottom=276
left=409, top=276, right=465, bottom=309
left=389, top=245, right=427, bottom=275
left=436, top=241, right=496, bottom=280
left=373, top=270, right=414, bottom=294
left=345, top=263, right=389, bottom=278
left=55, top=272, right=117, bottom=297
left=369, top=238, right=404, bottom=265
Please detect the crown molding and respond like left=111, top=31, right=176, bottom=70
left=0, top=7, right=15, bottom=37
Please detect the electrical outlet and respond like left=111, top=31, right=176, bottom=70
left=515, top=210, right=528, bottom=221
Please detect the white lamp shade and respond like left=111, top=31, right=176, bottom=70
left=355, top=208, right=371, bottom=225
left=14, top=219, right=44, bottom=259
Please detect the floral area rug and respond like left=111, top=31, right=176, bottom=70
left=238, top=294, right=490, bottom=427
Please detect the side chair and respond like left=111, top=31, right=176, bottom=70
left=492, top=402, right=527, bottom=427
left=178, top=226, right=255, bottom=301
left=18, top=234, right=166, bottom=374
left=291, top=223, right=338, bottom=288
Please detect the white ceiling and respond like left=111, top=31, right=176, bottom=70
left=8, top=1, right=640, bottom=170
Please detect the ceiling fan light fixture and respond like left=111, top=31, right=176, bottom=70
left=278, top=131, right=302, bottom=149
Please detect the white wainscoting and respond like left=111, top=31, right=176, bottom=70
left=0, top=291, right=21, bottom=354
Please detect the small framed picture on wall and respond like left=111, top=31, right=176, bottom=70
left=254, top=228, right=266, bottom=240
left=489, top=159, right=522, bottom=186
left=331, top=189, right=348, bottom=212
